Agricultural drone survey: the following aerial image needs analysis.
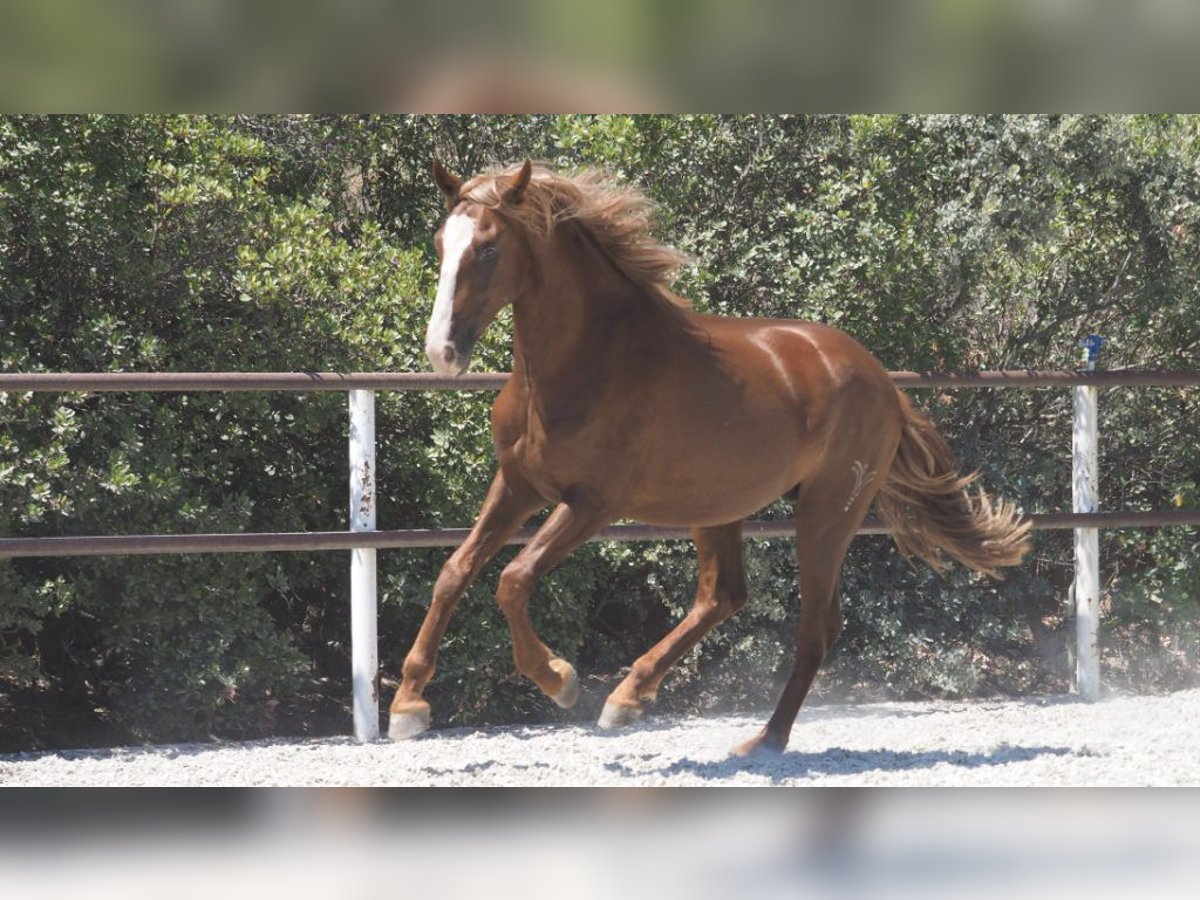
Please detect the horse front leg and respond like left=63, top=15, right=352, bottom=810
left=494, top=500, right=611, bottom=707
left=388, top=469, right=544, bottom=740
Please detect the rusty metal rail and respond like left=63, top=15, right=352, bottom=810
left=2, top=510, right=1199, bottom=559
left=2, top=368, right=1200, bottom=393
left=0, top=371, right=507, bottom=392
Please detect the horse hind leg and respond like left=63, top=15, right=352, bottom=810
left=599, top=521, right=747, bottom=729
left=731, top=461, right=883, bottom=756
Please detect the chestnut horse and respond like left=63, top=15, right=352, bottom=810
left=389, top=160, right=1030, bottom=755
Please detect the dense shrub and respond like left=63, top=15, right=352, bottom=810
left=2, top=115, right=1198, bottom=750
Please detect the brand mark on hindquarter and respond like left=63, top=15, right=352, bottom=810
left=844, top=460, right=878, bottom=512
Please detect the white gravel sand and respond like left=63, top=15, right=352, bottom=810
left=3, top=688, right=1198, bottom=786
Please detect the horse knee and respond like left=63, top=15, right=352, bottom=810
left=496, top=559, right=537, bottom=615
left=435, top=551, right=473, bottom=594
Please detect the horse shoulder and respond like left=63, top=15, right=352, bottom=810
left=490, top=376, right=527, bottom=452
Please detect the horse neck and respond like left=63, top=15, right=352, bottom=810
left=511, top=225, right=676, bottom=387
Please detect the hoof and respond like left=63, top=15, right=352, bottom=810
left=388, top=707, right=431, bottom=741
left=549, top=659, right=580, bottom=709
left=597, top=700, right=643, bottom=730
left=730, top=731, right=786, bottom=758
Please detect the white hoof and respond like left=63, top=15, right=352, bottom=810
left=597, top=700, right=642, bottom=730
left=550, top=659, right=580, bottom=709
left=388, top=708, right=430, bottom=740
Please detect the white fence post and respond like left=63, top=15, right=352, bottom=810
left=1073, top=336, right=1103, bottom=700
left=349, top=389, right=379, bottom=740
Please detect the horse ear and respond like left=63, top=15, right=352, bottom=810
left=432, top=160, right=462, bottom=209
left=501, top=159, right=533, bottom=205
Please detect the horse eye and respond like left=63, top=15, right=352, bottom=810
left=478, top=245, right=498, bottom=261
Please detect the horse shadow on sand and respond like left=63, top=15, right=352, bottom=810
left=602, top=742, right=1077, bottom=783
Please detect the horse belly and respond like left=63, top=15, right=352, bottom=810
left=622, top=414, right=812, bottom=527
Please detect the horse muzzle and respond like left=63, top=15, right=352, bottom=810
left=426, top=340, right=474, bottom=377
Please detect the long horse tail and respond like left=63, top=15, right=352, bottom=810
left=875, top=390, right=1031, bottom=580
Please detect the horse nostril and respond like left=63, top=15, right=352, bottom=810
left=440, top=345, right=456, bottom=365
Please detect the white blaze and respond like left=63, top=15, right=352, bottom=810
left=425, top=212, right=476, bottom=371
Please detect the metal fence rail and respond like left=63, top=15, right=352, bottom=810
left=3, top=369, right=1200, bottom=393
left=3, top=510, right=1200, bottom=559
left=3, top=368, right=1199, bottom=739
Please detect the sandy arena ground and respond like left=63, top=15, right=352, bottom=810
left=3, top=688, right=1198, bottom=786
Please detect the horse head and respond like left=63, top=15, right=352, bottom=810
left=425, top=159, right=533, bottom=376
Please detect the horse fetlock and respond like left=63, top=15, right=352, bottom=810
left=548, top=658, right=580, bottom=709
left=611, top=662, right=660, bottom=703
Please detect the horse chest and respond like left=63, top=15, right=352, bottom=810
left=500, top=428, right=590, bottom=497
left=496, top=400, right=639, bottom=506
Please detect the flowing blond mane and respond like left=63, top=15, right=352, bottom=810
left=459, top=163, right=690, bottom=307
